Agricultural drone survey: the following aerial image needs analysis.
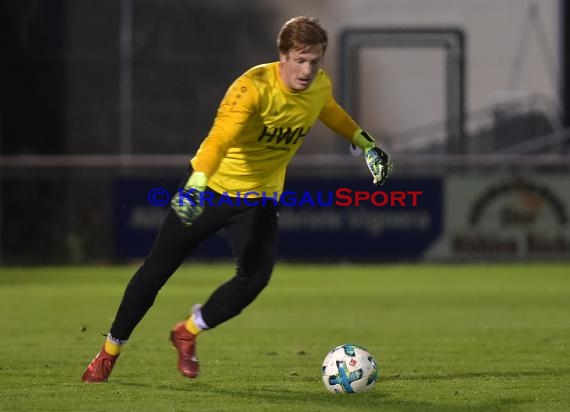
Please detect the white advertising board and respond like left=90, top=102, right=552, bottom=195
left=425, top=175, right=570, bottom=260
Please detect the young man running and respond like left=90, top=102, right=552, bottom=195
left=82, top=15, right=392, bottom=383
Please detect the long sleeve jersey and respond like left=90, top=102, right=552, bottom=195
left=191, top=62, right=359, bottom=198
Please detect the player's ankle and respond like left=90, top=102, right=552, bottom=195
left=104, top=333, right=125, bottom=356
left=184, top=316, right=202, bottom=336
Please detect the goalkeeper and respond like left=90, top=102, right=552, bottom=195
left=82, top=15, right=393, bottom=383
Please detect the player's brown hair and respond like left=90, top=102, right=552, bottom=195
left=277, top=16, right=328, bottom=54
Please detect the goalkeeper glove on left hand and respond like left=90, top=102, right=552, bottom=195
left=352, top=128, right=393, bottom=186
left=365, top=146, right=393, bottom=186
left=171, top=171, right=208, bottom=226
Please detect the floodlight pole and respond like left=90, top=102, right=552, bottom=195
left=0, top=114, right=3, bottom=264
left=119, top=0, right=133, bottom=155
left=562, top=0, right=570, bottom=128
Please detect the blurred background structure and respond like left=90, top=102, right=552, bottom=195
left=1, top=0, right=569, bottom=264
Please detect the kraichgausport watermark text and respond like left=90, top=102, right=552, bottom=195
left=148, top=188, right=422, bottom=207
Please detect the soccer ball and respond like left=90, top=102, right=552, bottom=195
left=321, top=344, right=378, bottom=393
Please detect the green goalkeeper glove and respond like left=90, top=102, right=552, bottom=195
left=170, top=171, right=208, bottom=226
left=352, top=129, right=393, bottom=186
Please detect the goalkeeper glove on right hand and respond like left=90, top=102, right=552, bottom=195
left=352, top=128, right=393, bottom=186
left=171, top=171, right=208, bottom=226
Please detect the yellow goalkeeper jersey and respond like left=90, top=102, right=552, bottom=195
left=191, top=62, right=359, bottom=197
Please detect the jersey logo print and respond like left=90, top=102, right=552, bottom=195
left=257, top=126, right=309, bottom=145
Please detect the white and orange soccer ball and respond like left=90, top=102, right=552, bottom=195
left=321, top=344, right=378, bottom=393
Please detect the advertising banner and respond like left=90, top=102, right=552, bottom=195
left=424, top=175, right=570, bottom=260
left=113, top=177, right=443, bottom=261
left=113, top=179, right=232, bottom=259
left=277, top=177, right=442, bottom=260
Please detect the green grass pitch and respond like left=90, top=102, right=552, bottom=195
left=0, top=263, right=569, bottom=411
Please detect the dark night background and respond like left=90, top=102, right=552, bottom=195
left=0, top=1, right=569, bottom=264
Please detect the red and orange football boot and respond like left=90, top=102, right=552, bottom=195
left=81, top=347, right=119, bottom=383
left=170, top=322, right=199, bottom=378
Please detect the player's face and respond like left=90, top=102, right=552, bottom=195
left=279, top=44, right=324, bottom=91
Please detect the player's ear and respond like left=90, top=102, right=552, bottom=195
left=279, top=51, right=288, bottom=63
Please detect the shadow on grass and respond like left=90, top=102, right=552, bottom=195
left=113, top=380, right=198, bottom=392
left=102, top=366, right=570, bottom=411
left=219, top=385, right=527, bottom=412
left=112, top=379, right=529, bottom=412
